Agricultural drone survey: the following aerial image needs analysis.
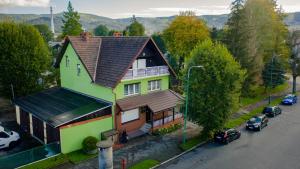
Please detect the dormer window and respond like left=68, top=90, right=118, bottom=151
left=77, top=64, right=81, bottom=76
left=66, top=55, right=70, bottom=67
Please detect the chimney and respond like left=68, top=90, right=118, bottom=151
left=80, top=32, right=91, bottom=41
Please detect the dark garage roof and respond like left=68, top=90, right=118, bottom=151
left=117, top=90, right=183, bottom=113
left=14, top=88, right=112, bottom=128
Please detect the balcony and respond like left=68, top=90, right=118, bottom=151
left=122, top=66, right=169, bottom=80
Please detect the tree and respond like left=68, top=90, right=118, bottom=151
left=126, top=15, right=145, bottom=36
left=262, top=55, right=286, bottom=89
left=34, top=24, right=53, bottom=42
left=151, top=33, right=167, bottom=54
left=163, top=11, right=210, bottom=70
left=94, top=24, right=109, bottom=36
left=289, top=30, right=300, bottom=93
left=0, top=22, right=51, bottom=98
left=61, top=1, right=82, bottom=37
left=187, top=40, right=245, bottom=137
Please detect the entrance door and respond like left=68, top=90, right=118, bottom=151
left=32, top=116, right=44, bottom=143
left=46, top=124, right=60, bottom=143
left=20, top=109, right=30, bottom=133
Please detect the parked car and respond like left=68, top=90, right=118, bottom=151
left=282, top=94, right=297, bottom=105
left=263, top=106, right=282, bottom=117
left=246, top=115, right=268, bottom=131
left=0, top=126, right=20, bottom=149
left=214, top=128, right=241, bottom=144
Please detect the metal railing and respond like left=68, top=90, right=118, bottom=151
left=153, top=113, right=183, bottom=127
left=123, top=66, right=169, bottom=80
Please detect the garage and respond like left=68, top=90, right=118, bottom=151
left=20, top=109, right=30, bottom=133
left=32, top=116, right=44, bottom=143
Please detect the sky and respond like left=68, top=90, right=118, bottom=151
left=0, top=0, right=300, bottom=18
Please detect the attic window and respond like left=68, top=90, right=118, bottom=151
left=77, top=64, right=81, bottom=76
left=66, top=56, right=70, bottom=67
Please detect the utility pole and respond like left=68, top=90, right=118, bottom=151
left=183, top=65, right=203, bottom=144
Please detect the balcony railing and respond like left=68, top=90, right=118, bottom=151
left=153, top=113, right=182, bottom=128
left=123, top=66, right=169, bottom=80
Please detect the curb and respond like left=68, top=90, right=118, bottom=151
left=150, top=141, right=208, bottom=169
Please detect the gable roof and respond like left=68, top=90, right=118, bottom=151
left=56, top=36, right=176, bottom=88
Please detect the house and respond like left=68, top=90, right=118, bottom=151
left=14, top=32, right=183, bottom=154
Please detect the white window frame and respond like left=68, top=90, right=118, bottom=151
left=148, top=80, right=161, bottom=91
left=124, top=83, right=140, bottom=96
left=121, top=108, right=139, bottom=124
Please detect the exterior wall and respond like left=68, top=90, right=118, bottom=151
left=116, top=110, right=146, bottom=133
left=59, top=115, right=113, bottom=154
left=114, top=75, right=169, bottom=100
left=60, top=44, right=115, bottom=103
left=15, top=106, right=20, bottom=125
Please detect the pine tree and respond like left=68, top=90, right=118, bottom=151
left=126, top=15, right=145, bottom=36
left=262, top=55, right=285, bottom=88
left=61, top=1, right=82, bottom=37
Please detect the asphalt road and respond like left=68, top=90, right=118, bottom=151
left=159, top=103, right=300, bottom=169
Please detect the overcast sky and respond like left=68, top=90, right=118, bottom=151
left=0, top=0, right=300, bottom=18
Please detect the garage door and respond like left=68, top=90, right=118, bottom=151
left=20, top=109, right=30, bottom=133
left=32, top=116, right=44, bottom=142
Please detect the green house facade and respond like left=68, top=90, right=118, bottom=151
left=14, top=33, right=183, bottom=154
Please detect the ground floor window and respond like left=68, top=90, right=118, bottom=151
left=121, top=108, right=139, bottom=124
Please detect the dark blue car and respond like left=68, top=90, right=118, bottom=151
left=282, top=94, right=297, bottom=105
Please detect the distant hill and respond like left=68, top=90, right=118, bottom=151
left=0, top=12, right=299, bottom=35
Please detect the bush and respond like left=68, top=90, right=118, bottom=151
left=153, top=124, right=182, bottom=136
left=82, top=136, right=98, bottom=152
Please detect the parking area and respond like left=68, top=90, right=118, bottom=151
left=0, top=98, right=41, bottom=157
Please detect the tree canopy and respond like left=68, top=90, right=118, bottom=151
left=262, top=56, right=285, bottom=89
left=187, top=40, right=245, bottom=137
left=224, top=0, right=289, bottom=95
left=0, top=22, right=51, bottom=98
left=162, top=11, right=210, bottom=69
left=61, top=1, right=83, bottom=37
left=34, top=24, right=53, bottom=42
left=94, top=24, right=109, bottom=36
left=126, top=16, right=145, bottom=36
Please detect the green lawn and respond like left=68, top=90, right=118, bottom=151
left=179, top=135, right=206, bottom=151
left=19, top=154, right=68, bottom=169
left=67, top=150, right=98, bottom=164
left=240, top=83, right=288, bottom=107
left=225, top=97, right=283, bottom=129
left=129, top=159, right=160, bottom=169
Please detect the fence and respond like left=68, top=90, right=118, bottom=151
left=0, top=142, right=60, bottom=169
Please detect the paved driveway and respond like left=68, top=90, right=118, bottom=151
left=158, top=103, right=300, bottom=169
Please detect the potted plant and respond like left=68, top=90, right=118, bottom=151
left=82, top=136, right=98, bottom=154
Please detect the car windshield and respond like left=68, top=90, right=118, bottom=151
left=248, top=117, right=261, bottom=123
left=285, top=96, right=294, bottom=99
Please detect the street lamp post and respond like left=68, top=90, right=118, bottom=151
left=183, top=65, right=204, bottom=144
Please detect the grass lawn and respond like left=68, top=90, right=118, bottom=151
left=225, top=97, right=283, bottom=129
left=18, top=154, right=68, bottom=169
left=67, top=150, right=98, bottom=164
left=129, top=159, right=160, bottom=169
left=179, top=135, right=206, bottom=151
left=240, top=83, right=288, bottom=107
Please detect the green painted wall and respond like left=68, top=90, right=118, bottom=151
left=60, top=44, right=115, bottom=103
left=114, top=75, right=169, bottom=100
left=59, top=117, right=113, bottom=154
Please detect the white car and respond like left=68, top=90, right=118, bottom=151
left=0, top=126, right=20, bottom=149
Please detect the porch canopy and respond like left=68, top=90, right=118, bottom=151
left=117, top=90, right=183, bottom=113
left=14, top=87, right=112, bottom=128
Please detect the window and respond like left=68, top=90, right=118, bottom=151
left=77, top=64, right=81, bottom=76
left=124, top=83, right=140, bottom=96
left=0, top=132, right=9, bottom=138
left=65, top=56, right=70, bottom=67
left=121, top=108, right=139, bottom=123
left=148, top=80, right=161, bottom=91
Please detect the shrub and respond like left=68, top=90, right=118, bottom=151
left=153, top=124, right=182, bottom=136
left=82, top=136, right=98, bottom=152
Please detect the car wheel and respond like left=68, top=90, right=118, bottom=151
left=9, top=141, right=17, bottom=149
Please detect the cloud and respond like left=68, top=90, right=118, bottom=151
left=0, top=0, right=50, bottom=7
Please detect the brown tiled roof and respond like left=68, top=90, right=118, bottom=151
left=116, top=90, right=183, bottom=113
left=68, top=36, right=101, bottom=79
left=56, top=36, right=175, bottom=88
left=95, top=37, right=149, bottom=87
